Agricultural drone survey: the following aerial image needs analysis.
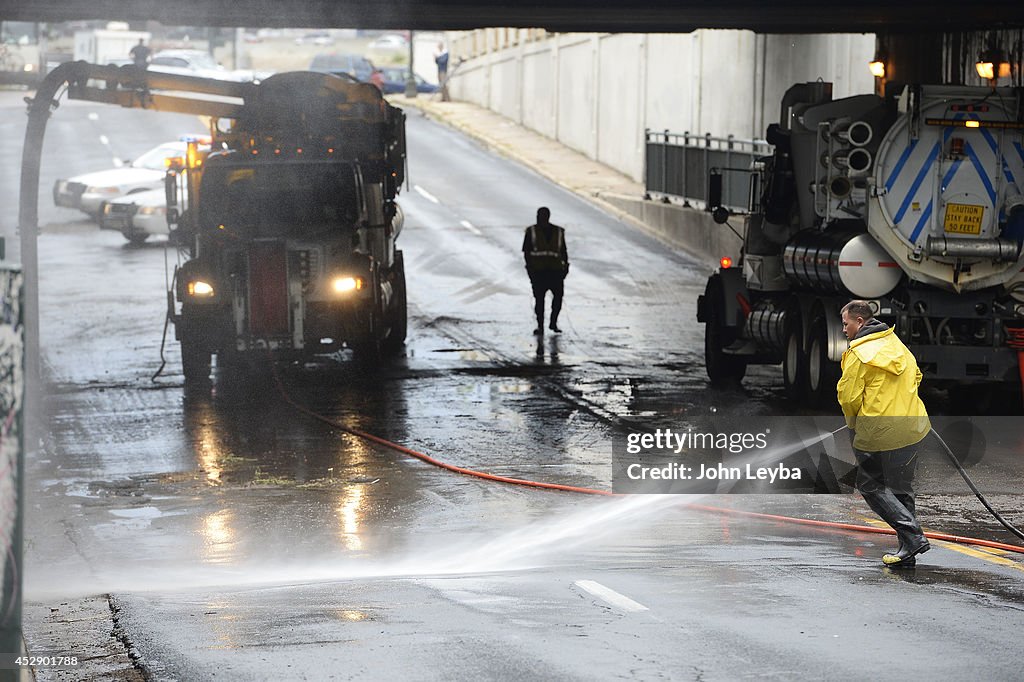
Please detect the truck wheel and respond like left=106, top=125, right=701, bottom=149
left=383, top=251, right=407, bottom=354
left=704, top=279, right=747, bottom=386
left=782, top=314, right=804, bottom=400
left=181, top=338, right=211, bottom=385
left=806, top=316, right=839, bottom=404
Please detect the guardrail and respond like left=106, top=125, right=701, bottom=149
left=644, top=130, right=771, bottom=211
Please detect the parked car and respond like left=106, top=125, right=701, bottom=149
left=295, top=31, right=332, bottom=46
left=308, top=52, right=376, bottom=83
left=99, top=186, right=188, bottom=244
left=368, top=34, right=408, bottom=51
left=99, top=187, right=166, bottom=244
left=378, top=67, right=439, bottom=95
left=148, top=49, right=246, bottom=81
left=53, top=140, right=199, bottom=219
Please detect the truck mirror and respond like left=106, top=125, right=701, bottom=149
left=165, top=173, right=178, bottom=211
left=708, top=170, right=729, bottom=224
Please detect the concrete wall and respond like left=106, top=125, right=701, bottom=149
left=448, top=30, right=875, bottom=183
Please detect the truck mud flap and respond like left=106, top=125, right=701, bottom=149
left=249, top=241, right=290, bottom=336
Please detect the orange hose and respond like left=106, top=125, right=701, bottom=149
left=685, top=504, right=1024, bottom=554
left=272, top=368, right=1024, bottom=556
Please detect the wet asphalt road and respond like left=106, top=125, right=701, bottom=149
left=2, top=91, right=1023, bottom=680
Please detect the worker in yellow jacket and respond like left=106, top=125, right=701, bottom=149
left=837, top=300, right=931, bottom=568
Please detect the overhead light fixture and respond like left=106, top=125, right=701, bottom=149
left=976, top=48, right=1008, bottom=83
left=868, top=49, right=886, bottom=79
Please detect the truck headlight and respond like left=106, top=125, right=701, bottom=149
left=331, top=276, right=363, bottom=294
left=188, top=280, right=214, bottom=297
left=86, top=186, right=121, bottom=195
left=138, top=205, right=166, bottom=216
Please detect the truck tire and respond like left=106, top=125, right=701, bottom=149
left=806, top=316, right=840, bottom=404
left=383, top=251, right=407, bottom=354
left=782, top=312, right=805, bottom=400
left=704, top=278, right=747, bottom=386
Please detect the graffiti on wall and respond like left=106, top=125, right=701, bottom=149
left=0, top=268, right=23, bottom=631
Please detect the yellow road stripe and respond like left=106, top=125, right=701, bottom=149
left=856, top=515, right=1024, bottom=572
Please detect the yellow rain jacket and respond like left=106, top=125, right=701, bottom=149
left=837, top=324, right=930, bottom=452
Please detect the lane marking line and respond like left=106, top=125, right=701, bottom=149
left=460, top=220, right=482, bottom=236
left=87, top=112, right=99, bottom=121
left=413, top=185, right=440, bottom=204
left=574, top=580, right=649, bottom=612
left=99, top=134, right=110, bottom=146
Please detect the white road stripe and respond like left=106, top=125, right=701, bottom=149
left=413, top=184, right=440, bottom=204
left=87, top=112, right=99, bottom=121
left=574, top=580, right=648, bottom=612
left=460, top=220, right=482, bottom=236
left=99, top=134, right=110, bottom=146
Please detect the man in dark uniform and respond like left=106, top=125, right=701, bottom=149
left=129, top=39, right=151, bottom=69
left=522, top=207, right=569, bottom=335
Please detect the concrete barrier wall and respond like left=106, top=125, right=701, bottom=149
left=448, top=30, right=875, bottom=184
left=602, top=194, right=743, bottom=264
left=522, top=45, right=556, bottom=138
left=556, top=37, right=596, bottom=159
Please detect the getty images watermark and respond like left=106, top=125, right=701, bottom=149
left=610, top=416, right=1018, bottom=495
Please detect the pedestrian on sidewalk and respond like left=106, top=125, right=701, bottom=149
left=434, top=41, right=450, bottom=102
left=523, top=207, right=569, bottom=335
left=837, top=299, right=932, bottom=568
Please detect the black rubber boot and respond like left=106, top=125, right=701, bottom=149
left=883, top=540, right=929, bottom=567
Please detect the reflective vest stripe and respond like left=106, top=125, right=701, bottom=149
left=529, top=225, right=563, bottom=258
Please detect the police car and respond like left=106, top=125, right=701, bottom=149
left=53, top=140, right=201, bottom=219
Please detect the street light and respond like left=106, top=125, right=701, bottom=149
left=404, top=30, right=418, bottom=98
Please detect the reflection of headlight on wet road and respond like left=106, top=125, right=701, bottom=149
left=332, top=276, right=363, bottom=294
left=337, top=486, right=364, bottom=551
left=201, top=509, right=236, bottom=563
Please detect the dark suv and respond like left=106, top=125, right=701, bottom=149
left=309, top=53, right=376, bottom=82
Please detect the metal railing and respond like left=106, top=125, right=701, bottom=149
left=645, top=130, right=771, bottom=211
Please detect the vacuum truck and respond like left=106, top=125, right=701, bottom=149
left=167, top=71, right=408, bottom=383
left=697, top=82, right=1024, bottom=410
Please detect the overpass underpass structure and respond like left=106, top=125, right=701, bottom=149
left=5, top=0, right=1024, bottom=33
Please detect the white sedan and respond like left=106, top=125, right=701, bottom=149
left=99, top=187, right=175, bottom=244
left=368, top=34, right=409, bottom=51
left=148, top=49, right=248, bottom=81
left=53, top=141, right=194, bottom=219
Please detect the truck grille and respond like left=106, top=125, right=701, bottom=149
left=293, top=249, right=321, bottom=292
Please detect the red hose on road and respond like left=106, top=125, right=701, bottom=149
left=273, top=371, right=1024, bottom=557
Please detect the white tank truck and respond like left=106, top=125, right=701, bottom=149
left=697, top=82, right=1024, bottom=410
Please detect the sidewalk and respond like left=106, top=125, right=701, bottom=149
left=387, top=94, right=740, bottom=263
